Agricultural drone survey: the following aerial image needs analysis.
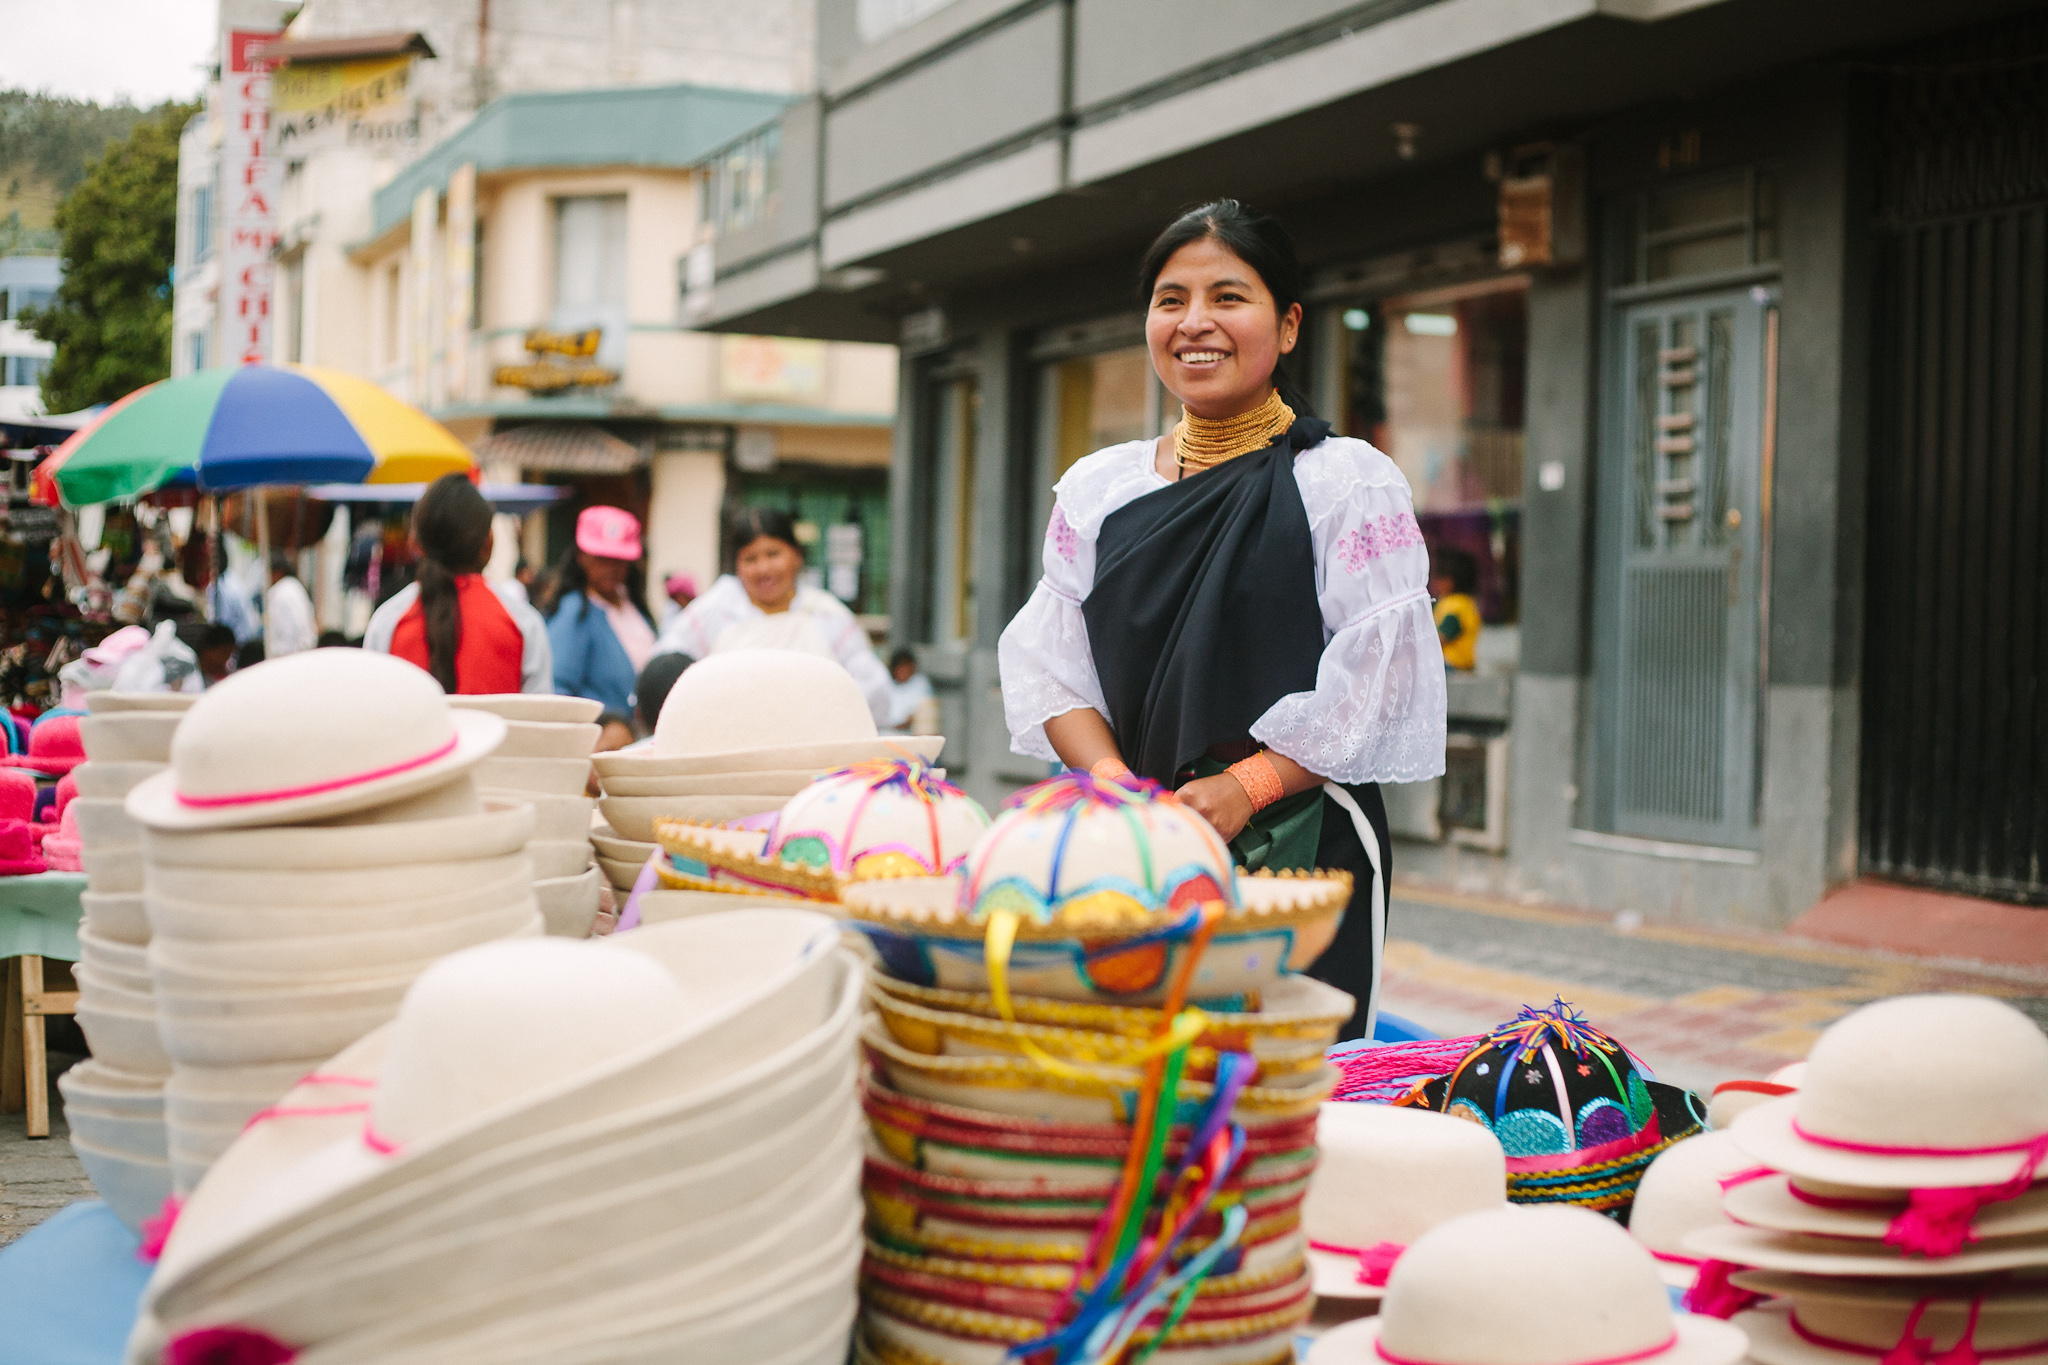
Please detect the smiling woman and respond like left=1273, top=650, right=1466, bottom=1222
left=995, top=200, right=1450, bottom=1039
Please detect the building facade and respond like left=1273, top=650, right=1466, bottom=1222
left=0, top=255, right=59, bottom=417
left=172, top=0, right=903, bottom=632
left=690, top=0, right=2048, bottom=929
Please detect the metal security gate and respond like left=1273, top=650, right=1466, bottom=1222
left=1597, top=291, right=1769, bottom=846
left=1859, top=19, right=2048, bottom=905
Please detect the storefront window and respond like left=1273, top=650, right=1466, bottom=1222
left=1332, top=278, right=1528, bottom=632
left=1042, top=346, right=1155, bottom=480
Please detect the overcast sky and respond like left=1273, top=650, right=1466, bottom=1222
left=0, top=0, right=216, bottom=106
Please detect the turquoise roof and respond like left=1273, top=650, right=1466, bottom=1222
left=371, top=83, right=791, bottom=237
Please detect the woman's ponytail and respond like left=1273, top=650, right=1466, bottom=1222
left=411, top=474, right=495, bottom=693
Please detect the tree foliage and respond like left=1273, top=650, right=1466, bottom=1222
left=0, top=90, right=152, bottom=253
left=18, top=100, right=198, bottom=412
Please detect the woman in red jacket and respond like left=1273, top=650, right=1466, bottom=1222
left=365, top=474, right=553, bottom=693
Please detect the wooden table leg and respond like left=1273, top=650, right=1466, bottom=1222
left=0, top=957, right=21, bottom=1116
left=20, top=955, right=46, bottom=1138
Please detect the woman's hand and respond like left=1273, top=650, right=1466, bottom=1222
left=1175, top=773, right=1255, bottom=843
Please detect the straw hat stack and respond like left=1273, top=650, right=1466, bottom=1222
left=1306, top=1204, right=1749, bottom=1365
left=838, top=772, right=1357, bottom=1365
left=593, top=650, right=942, bottom=851
left=56, top=691, right=196, bottom=1232
left=129, top=911, right=865, bottom=1365
left=122, top=650, right=543, bottom=1195
left=448, top=694, right=605, bottom=938
left=1673, top=995, right=2048, bottom=1365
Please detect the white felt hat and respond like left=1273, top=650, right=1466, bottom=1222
left=145, top=850, right=531, bottom=911
left=79, top=711, right=182, bottom=763
left=144, top=867, right=536, bottom=943
left=159, top=989, right=859, bottom=1318
left=1304, top=1103, right=1509, bottom=1300
left=1313, top=1205, right=1748, bottom=1365
left=1708, top=1061, right=1805, bottom=1131
left=142, top=792, right=531, bottom=872
left=1732, top=996, right=2048, bottom=1189
left=127, top=650, right=506, bottom=831
left=595, top=649, right=944, bottom=778
left=1733, top=1280, right=2048, bottom=1365
left=486, top=721, right=601, bottom=760
left=1630, top=1132, right=1757, bottom=1288
left=1685, top=1221, right=2048, bottom=1277
left=448, top=694, right=603, bottom=724
left=146, top=913, right=847, bottom=1302
left=1721, top=1171, right=2048, bottom=1244
left=84, top=691, right=199, bottom=714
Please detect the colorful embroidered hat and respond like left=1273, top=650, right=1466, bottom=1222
left=1399, top=1000, right=1706, bottom=1222
left=1305, top=1205, right=1749, bottom=1365
left=3, top=713, right=86, bottom=775
left=654, top=758, right=990, bottom=900
left=1303, top=1101, right=1509, bottom=1301
left=1730, top=1276, right=2048, bottom=1365
left=126, top=649, right=506, bottom=831
left=0, top=817, right=47, bottom=875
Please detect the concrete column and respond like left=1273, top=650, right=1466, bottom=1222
left=646, top=449, right=727, bottom=618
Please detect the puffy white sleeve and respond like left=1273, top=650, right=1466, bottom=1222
left=998, top=500, right=1109, bottom=763
left=1251, top=440, right=1448, bottom=786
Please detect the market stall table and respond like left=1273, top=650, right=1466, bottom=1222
left=0, top=871, right=87, bottom=1138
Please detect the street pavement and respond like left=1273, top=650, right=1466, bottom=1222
left=4, top=887, right=2044, bottom=1245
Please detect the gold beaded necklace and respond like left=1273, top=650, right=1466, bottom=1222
left=1171, top=390, right=1295, bottom=475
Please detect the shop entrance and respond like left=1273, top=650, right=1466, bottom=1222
left=1594, top=288, right=1770, bottom=847
left=1858, top=15, right=2048, bottom=906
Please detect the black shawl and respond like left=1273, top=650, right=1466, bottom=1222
left=1082, top=417, right=1332, bottom=783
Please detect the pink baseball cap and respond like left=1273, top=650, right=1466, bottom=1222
left=663, top=573, right=698, bottom=598
left=576, top=506, right=642, bottom=561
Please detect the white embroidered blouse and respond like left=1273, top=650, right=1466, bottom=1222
left=997, top=434, right=1448, bottom=786
left=653, top=574, right=894, bottom=725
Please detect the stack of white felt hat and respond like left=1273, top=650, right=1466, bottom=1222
left=1677, top=995, right=2048, bottom=1365
left=123, top=650, right=542, bottom=1195
left=57, top=692, right=196, bottom=1231
left=128, top=911, right=864, bottom=1365
left=1306, top=1204, right=1749, bottom=1365
left=447, top=694, right=605, bottom=938
left=592, top=651, right=942, bottom=854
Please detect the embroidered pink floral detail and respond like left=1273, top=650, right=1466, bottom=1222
left=1335, top=512, right=1425, bottom=573
left=165, top=1326, right=299, bottom=1365
left=1048, top=507, right=1079, bottom=562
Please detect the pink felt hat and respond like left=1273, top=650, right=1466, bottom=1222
left=3, top=715, right=86, bottom=775
left=576, top=506, right=642, bottom=562
left=53, top=771, right=76, bottom=818
left=40, top=804, right=80, bottom=872
left=0, top=768, right=35, bottom=822
left=0, top=818, right=48, bottom=875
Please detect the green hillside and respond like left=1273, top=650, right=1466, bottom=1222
left=0, top=91, right=158, bottom=253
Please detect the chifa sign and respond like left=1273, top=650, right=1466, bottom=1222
left=492, top=329, right=619, bottom=393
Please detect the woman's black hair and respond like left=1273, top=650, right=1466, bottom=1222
left=723, top=505, right=803, bottom=570
left=539, top=541, right=651, bottom=624
left=1137, top=199, right=1318, bottom=420
left=411, top=474, right=495, bottom=693
left=888, top=647, right=918, bottom=673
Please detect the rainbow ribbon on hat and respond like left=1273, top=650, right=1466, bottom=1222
left=987, top=897, right=1254, bottom=1365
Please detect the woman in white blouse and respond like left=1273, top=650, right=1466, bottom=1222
left=653, top=506, right=893, bottom=725
left=997, top=200, right=1447, bottom=1038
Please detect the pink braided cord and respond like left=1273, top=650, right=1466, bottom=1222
left=1330, top=1036, right=1484, bottom=1104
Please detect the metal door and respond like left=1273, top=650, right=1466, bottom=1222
left=1598, top=291, right=1768, bottom=846
left=1859, top=15, right=2048, bottom=905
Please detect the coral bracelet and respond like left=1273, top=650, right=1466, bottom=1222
left=1226, top=751, right=1285, bottom=812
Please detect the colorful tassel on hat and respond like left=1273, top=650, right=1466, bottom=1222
left=1681, top=1260, right=1762, bottom=1319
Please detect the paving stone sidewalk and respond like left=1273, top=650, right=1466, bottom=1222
left=0, top=1050, right=95, bottom=1247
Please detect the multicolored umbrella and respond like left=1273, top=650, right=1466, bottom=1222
left=34, top=364, right=474, bottom=506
